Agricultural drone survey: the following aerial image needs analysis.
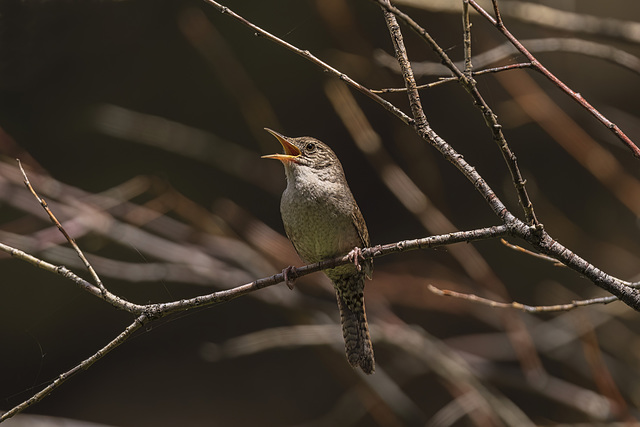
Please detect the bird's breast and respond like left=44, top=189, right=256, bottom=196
left=280, top=176, right=360, bottom=264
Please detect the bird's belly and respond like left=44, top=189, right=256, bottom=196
left=280, top=193, right=358, bottom=264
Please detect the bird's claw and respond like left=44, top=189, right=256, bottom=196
left=282, top=265, right=297, bottom=290
left=347, top=247, right=363, bottom=272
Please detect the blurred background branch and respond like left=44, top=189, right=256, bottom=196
left=1, top=0, right=640, bottom=426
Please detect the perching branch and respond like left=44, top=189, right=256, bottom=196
left=3, top=157, right=639, bottom=420
left=0, top=168, right=512, bottom=420
left=368, top=0, right=640, bottom=309
left=2, top=1, right=639, bottom=423
left=0, top=179, right=514, bottom=316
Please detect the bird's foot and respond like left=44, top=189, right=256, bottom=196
left=347, top=247, right=364, bottom=272
left=282, top=265, right=297, bottom=290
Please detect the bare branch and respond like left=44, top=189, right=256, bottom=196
left=372, top=62, right=534, bottom=93
left=467, top=0, right=640, bottom=158
left=490, top=0, right=503, bottom=26
left=0, top=314, right=148, bottom=423
left=0, top=218, right=512, bottom=316
left=377, top=38, right=640, bottom=79
left=3, top=2, right=640, bottom=422
left=500, top=239, right=565, bottom=266
left=462, top=0, right=473, bottom=77
left=18, top=159, right=107, bottom=295
left=513, top=224, right=640, bottom=311
left=378, top=0, right=428, bottom=133
left=204, top=0, right=512, bottom=224
left=395, top=0, right=640, bottom=44
left=201, top=0, right=413, bottom=126
left=428, top=284, right=618, bottom=312
left=197, top=0, right=639, bottom=311
left=0, top=205, right=513, bottom=419
left=372, top=0, right=538, bottom=226
left=0, top=240, right=147, bottom=314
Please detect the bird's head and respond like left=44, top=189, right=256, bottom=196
left=262, top=128, right=343, bottom=174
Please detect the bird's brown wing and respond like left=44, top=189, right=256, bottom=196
left=351, top=206, right=373, bottom=279
left=283, top=222, right=307, bottom=263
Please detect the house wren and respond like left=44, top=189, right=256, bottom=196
left=262, top=128, right=375, bottom=374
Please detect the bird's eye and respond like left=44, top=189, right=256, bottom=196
left=305, top=142, right=317, bottom=153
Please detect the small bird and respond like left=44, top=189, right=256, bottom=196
left=262, top=128, right=375, bottom=374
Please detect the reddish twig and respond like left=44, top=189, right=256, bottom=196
left=372, top=0, right=538, bottom=226
left=468, top=0, right=640, bottom=158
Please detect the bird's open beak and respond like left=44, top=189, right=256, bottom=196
left=262, top=128, right=301, bottom=162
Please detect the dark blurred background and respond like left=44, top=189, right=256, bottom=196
left=1, top=0, right=640, bottom=426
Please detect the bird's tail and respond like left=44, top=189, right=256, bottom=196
left=337, top=292, right=375, bottom=374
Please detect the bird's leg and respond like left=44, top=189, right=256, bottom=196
left=347, top=247, right=363, bottom=272
left=282, top=265, right=297, bottom=290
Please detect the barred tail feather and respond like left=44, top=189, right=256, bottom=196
left=337, top=293, right=375, bottom=374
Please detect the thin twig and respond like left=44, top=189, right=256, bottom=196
left=377, top=38, right=640, bottom=79
left=146, top=225, right=516, bottom=314
left=490, top=0, right=503, bottom=26
left=325, top=79, right=545, bottom=379
left=372, top=0, right=538, bottom=226
left=0, top=223, right=513, bottom=316
left=0, top=217, right=513, bottom=420
left=379, top=0, right=428, bottom=132
left=467, top=0, right=640, bottom=159
left=511, top=222, right=640, bottom=311
left=202, top=0, right=413, bottom=126
left=18, top=159, right=107, bottom=295
left=393, top=0, right=640, bottom=44
left=0, top=314, right=148, bottom=422
left=3, top=2, right=640, bottom=420
left=427, top=284, right=619, bottom=312
left=372, top=62, right=534, bottom=93
left=205, top=0, right=512, bottom=223
left=500, top=238, right=565, bottom=266
left=462, top=0, right=473, bottom=78
left=199, top=1, right=640, bottom=312
left=496, top=66, right=640, bottom=216
left=0, top=241, right=148, bottom=314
